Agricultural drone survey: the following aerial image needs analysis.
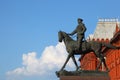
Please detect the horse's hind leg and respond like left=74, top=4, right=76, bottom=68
left=96, top=53, right=108, bottom=71
left=96, top=58, right=102, bottom=71
left=102, top=56, right=109, bottom=71
left=94, top=50, right=102, bottom=70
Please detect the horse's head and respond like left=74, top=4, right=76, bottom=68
left=58, top=31, right=72, bottom=42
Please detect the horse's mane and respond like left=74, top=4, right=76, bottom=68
left=61, top=31, right=74, bottom=41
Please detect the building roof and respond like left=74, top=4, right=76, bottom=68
left=93, top=18, right=120, bottom=40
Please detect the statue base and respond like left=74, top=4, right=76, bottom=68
left=56, top=70, right=110, bottom=80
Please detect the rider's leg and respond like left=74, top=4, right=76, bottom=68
left=77, top=35, right=83, bottom=50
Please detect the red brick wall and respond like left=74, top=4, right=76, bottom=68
left=80, top=52, right=97, bottom=70
left=105, top=36, right=120, bottom=80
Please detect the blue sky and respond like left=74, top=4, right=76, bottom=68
left=0, top=0, right=120, bottom=80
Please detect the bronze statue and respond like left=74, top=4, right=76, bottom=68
left=68, top=18, right=86, bottom=50
left=58, top=31, right=120, bottom=72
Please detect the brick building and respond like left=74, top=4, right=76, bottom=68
left=80, top=18, right=120, bottom=80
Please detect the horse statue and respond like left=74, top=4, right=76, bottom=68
left=58, top=31, right=120, bottom=72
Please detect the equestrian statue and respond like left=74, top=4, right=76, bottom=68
left=58, top=18, right=120, bottom=72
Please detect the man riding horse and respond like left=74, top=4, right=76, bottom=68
left=57, top=18, right=120, bottom=73
left=68, top=18, right=86, bottom=51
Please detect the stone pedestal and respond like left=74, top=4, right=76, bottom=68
left=60, top=76, right=110, bottom=80
left=56, top=70, right=110, bottom=80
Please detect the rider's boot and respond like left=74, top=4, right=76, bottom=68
left=78, top=43, right=82, bottom=52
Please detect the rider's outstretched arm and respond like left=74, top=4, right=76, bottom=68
left=68, top=28, right=77, bottom=36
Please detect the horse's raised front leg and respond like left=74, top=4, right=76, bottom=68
left=60, top=54, right=71, bottom=71
left=71, top=55, right=79, bottom=71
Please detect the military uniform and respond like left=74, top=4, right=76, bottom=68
left=69, top=18, right=86, bottom=50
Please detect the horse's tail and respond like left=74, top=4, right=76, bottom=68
left=102, top=42, right=120, bottom=49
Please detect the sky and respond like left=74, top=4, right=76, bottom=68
left=0, top=0, right=120, bottom=80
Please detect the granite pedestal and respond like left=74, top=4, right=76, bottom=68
left=56, top=70, right=110, bottom=80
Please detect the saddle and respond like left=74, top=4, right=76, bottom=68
left=75, top=40, right=87, bottom=53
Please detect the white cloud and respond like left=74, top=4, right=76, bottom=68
left=6, top=42, right=78, bottom=79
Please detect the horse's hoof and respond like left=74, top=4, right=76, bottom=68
left=56, top=71, right=60, bottom=77
left=95, top=69, right=99, bottom=71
